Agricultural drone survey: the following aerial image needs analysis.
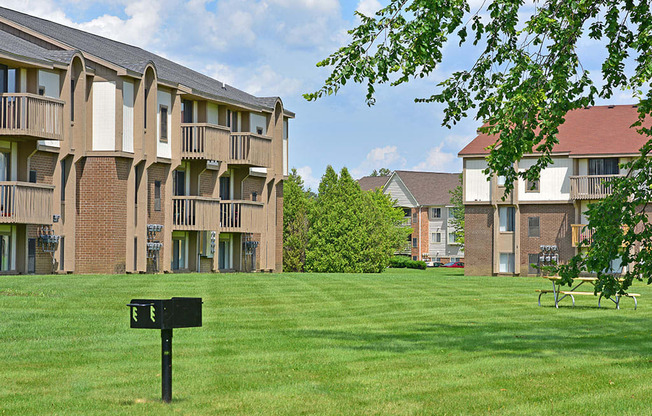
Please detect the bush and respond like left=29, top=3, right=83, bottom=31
left=389, top=256, right=426, bottom=270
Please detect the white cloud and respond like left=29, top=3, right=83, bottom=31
left=204, top=63, right=302, bottom=97
left=295, top=165, right=320, bottom=191
left=351, top=145, right=406, bottom=178
left=356, top=0, right=382, bottom=17
left=412, top=143, right=461, bottom=173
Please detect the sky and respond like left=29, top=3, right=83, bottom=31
left=2, top=0, right=639, bottom=190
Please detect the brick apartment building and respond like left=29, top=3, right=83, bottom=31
left=359, top=170, right=464, bottom=263
left=0, top=7, right=292, bottom=274
left=459, top=105, right=647, bottom=276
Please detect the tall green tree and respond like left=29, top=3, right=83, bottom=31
left=305, top=0, right=652, bottom=294
left=283, top=168, right=311, bottom=272
left=449, top=174, right=465, bottom=249
left=370, top=168, right=392, bottom=177
left=306, top=166, right=409, bottom=273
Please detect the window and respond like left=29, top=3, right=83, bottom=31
left=528, top=253, right=539, bottom=275
left=59, top=237, right=64, bottom=271
left=526, top=179, right=540, bottom=192
left=38, top=86, right=45, bottom=96
left=29, top=170, right=37, bottom=183
left=449, top=232, right=457, bottom=243
left=412, top=237, right=418, bottom=248
left=173, top=169, right=186, bottom=196
left=60, top=159, right=66, bottom=202
left=499, top=206, right=515, bottom=232
left=256, top=127, right=264, bottom=135
left=181, top=100, right=193, bottom=123
left=70, top=79, right=75, bottom=122
left=220, top=176, right=231, bottom=200
left=172, top=236, right=186, bottom=270
left=430, top=208, right=441, bottom=219
left=412, top=256, right=417, bottom=261
left=499, top=253, right=515, bottom=273
left=28, top=238, right=36, bottom=274
left=431, top=233, right=441, bottom=243
left=144, top=87, right=148, bottom=129
left=497, top=175, right=506, bottom=186
left=528, top=217, right=540, bottom=238
left=412, top=212, right=417, bottom=221
left=589, top=158, right=619, bottom=175
left=159, top=105, right=168, bottom=142
left=134, top=164, right=141, bottom=205
left=154, top=180, right=161, bottom=211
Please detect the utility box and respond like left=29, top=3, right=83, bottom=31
left=128, top=297, right=202, bottom=330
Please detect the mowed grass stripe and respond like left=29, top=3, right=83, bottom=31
left=2, top=268, right=652, bottom=415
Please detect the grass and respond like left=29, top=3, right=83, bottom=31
left=1, top=268, right=652, bottom=415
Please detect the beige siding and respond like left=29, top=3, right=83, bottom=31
left=465, top=159, right=491, bottom=202
left=518, top=157, right=571, bottom=201
left=384, top=176, right=416, bottom=207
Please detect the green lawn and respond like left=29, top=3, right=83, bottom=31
left=1, top=268, right=652, bottom=415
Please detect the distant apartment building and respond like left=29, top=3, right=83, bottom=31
left=459, top=105, right=646, bottom=276
left=0, top=7, right=292, bottom=274
left=359, top=170, right=464, bottom=263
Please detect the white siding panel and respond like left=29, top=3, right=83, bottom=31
left=250, top=113, right=267, bottom=135
left=92, top=81, right=116, bottom=151
left=207, top=103, right=219, bottom=125
left=465, top=159, right=490, bottom=202
left=518, top=157, right=571, bottom=201
left=38, top=70, right=61, bottom=148
left=384, top=176, right=416, bottom=207
left=122, top=81, right=134, bottom=153
left=157, top=90, right=172, bottom=159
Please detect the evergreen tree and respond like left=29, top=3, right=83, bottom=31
left=283, top=168, right=311, bottom=272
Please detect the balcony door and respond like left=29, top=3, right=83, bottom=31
left=0, top=64, right=7, bottom=94
left=181, top=100, right=193, bottom=124
left=0, top=151, right=11, bottom=218
left=589, top=158, right=619, bottom=175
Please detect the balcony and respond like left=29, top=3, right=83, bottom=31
left=180, top=123, right=230, bottom=161
left=0, top=182, right=54, bottom=224
left=172, top=196, right=220, bottom=231
left=400, top=217, right=412, bottom=227
left=396, top=242, right=412, bottom=255
left=571, top=223, right=628, bottom=247
left=229, top=133, right=271, bottom=168
left=219, top=200, right=265, bottom=233
left=0, top=93, right=64, bottom=141
left=570, top=175, right=624, bottom=200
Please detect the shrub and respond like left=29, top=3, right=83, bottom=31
left=389, top=256, right=426, bottom=270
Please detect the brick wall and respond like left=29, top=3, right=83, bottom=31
left=147, top=164, right=168, bottom=272
left=199, top=170, right=217, bottom=197
left=243, top=177, right=265, bottom=201
left=465, top=205, right=494, bottom=276
left=409, top=207, right=429, bottom=261
left=519, top=204, right=574, bottom=275
left=75, top=157, right=130, bottom=273
left=27, top=225, right=54, bottom=274
left=30, top=151, right=56, bottom=184
left=275, top=181, right=283, bottom=272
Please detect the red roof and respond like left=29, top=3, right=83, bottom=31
left=459, top=105, right=649, bottom=157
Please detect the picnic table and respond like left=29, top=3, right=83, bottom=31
left=536, top=276, right=639, bottom=310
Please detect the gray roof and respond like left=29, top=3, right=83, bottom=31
left=357, top=176, right=390, bottom=191
left=394, top=171, right=461, bottom=206
left=0, top=29, right=76, bottom=65
left=0, top=6, right=293, bottom=115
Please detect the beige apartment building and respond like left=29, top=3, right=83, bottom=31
left=459, top=105, right=646, bottom=276
left=0, top=7, right=292, bottom=274
left=359, top=170, right=464, bottom=263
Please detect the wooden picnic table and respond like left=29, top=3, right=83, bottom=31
left=536, top=276, right=639, bottom=310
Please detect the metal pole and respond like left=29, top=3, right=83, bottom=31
left=161, top=328, right=173, bottom=403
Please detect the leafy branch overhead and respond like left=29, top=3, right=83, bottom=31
left=306, top=0, right=652, bottom=293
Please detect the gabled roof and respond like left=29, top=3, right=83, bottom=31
left=357, top=175, right=390, bottom=191
left=392, top=171, right=461, bottom=206
left=0, top=6, right=294, bottom=116
left=459, top=105, right=647, bottom=157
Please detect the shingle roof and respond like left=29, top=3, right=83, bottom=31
left=357, top=176, right=390, bottom=191
left=459, top=105, right=647, bottom=157
left=394, top=171, right=461, bottom=206
left=0, top=6, right=293, bottom=115
left=0, top=29, right=76, bottom=65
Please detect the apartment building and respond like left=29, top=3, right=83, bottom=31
left=459, top=105, right=646, bottom=276
left=359, top=170, right=464, bottom=263
left=0, top=7, right=292, bottom=274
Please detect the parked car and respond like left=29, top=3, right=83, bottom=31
left=427, top=261, right=444, bottom=268
left=442, top=261, right=464, bottom=268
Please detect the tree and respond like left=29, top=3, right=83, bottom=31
left=283, top=168, right=311, bottom=272
left=306, top=166, right=409, bottom=273
left=305, top=1, right=652, bottom=295
left=370, top=168, right=392, bottom=177
left=449, top=174, right=465, bottom=249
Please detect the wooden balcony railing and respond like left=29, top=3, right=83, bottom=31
left=571, top=223, right=628, bottom=247
left=219, top=200, right=265, bottom=233
left=570, top=175, right=624, bottom=200
left=0, top=93, right=64, bottom=141
left=0, top=182, right=54, bottom=224
left=229, top=133, right=271, bottom=168
left=180, top=123, right=230, bottom=161
left=172, top=196, right=220, bottom=231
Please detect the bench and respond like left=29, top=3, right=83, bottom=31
left=536, top=289, right=639, bottom=309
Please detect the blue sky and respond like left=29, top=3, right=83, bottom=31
left=4, top=0, right=638, bottom=190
